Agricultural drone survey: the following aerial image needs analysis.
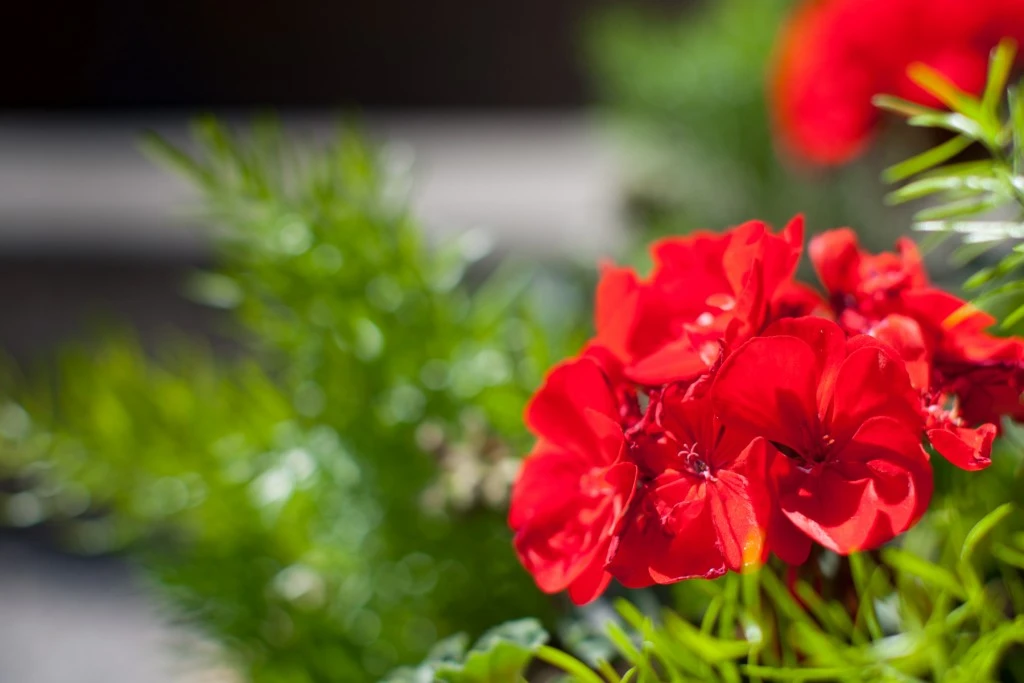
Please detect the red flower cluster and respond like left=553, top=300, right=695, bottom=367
left=770, top=0, right=1024, bottom=165
left=509, top=218, right=1024, bottom=604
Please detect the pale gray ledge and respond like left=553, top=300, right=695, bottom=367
left=0, top=112, right=626, bottom=259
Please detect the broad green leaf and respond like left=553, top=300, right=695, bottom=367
left=426, top=633, right=471, bottom=665
left=436, top=619, right=549, bottom=683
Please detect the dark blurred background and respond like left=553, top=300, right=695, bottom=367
left=5, top=0, right=688, bottom=110
left=3, top=0, right=676, bottom=356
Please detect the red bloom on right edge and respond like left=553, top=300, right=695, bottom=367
left=770, top=0, right=1024, bottom=165
left=509, top=219, right=1024, bottom=606
left=810, top=229, right=1024, bottom=470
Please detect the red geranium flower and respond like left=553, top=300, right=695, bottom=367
left=607, top=386, right=772, bottom=586
left=771, top=0, right=1024, bottom=164
left=712, top=316, right=932, bottom=555
left=508, top=355, right=637, bottom=604
left=595, top=218, right=804, bottom=386
left=810, top=228, right=927, bottom=330
left=811, top=229, right=1024, bottom=469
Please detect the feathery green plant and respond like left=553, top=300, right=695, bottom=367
left=0, top=121, right=591, bottom=681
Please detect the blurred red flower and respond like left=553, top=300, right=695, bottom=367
left=770, top=0, right=1024, bottom=164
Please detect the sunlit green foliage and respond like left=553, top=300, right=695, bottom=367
left=880, top=39, right=1024, bottom=328
left=0, top=122, right=592, bottom=681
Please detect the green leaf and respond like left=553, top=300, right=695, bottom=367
left=1002, top=303, right=1024, bottom=330
left=907, top=112, right=987, bottom=141
left=660, top=609, right=751, bottom=663
left=848, top=553, right=884, bottom=641
left=1011, top=86, right=1024, bottom=174
left=913, top=195, right=1004, bottom=222
left=907, top=63, right=982, bottom=118
left=536, top=645, right=606, bottom=683
left=982, top=40, right=1018, bottom=111
left=873, top=94, right=947, bottom=119
left=426, top=633, right=472, bottom=665
left=886, top=173, right=1003, bottom=205
left=740, top=665, right=859, bottom=681
left=882, top=548, right=966, bottom=599
left=948, top=240, right=997, bottom=269
left=436, top=619, right=549, bottom=683
left=139, top=131, right=214, bottom=187
left=992, top=543, right=1024, bottom=570
left=962, top=503, right=1015, bottom=564
left=882, top=135, right=973, bottom=183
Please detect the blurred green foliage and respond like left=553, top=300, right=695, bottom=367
left=0, top=120, right=592, bottom=681
left=584, top=0, right=903, bottom=247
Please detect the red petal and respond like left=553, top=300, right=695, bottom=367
left=512, top=460, right=637, bottom=596
left=927, top=423, right=995, bottom=471
left=525, top=356, right=620, bottom=461
left=867, top=314, right=930, bottom=391
left=900, top=288, right=996, bottom=337
left=770, top=280, right=831, bottom=322
left=895, top=237, right=928, bottom=289
left=595, top=263, right=642, bottom=362
left=829, top=342, right=921, bottom=445
left=765, top=316, right=846, bottom=416
left=781, top=416, right=931, bottom=554
left=709, top=439, right=773, bottom=571
left=627, top=334, right=720, bottom=386
left=713, top=335, right=820, bottom=453
left=508, top=443, right=587, bottom=531
left=568, top=558, right=613, bottom=606
left=765, top=451, right=813, bottom=565
left=809, top=228, right=862, bottom=295
left=649, top=491, right=727, bottom=583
